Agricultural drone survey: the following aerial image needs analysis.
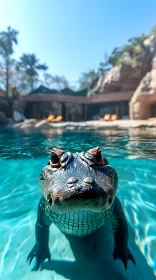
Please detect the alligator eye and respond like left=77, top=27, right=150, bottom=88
left=52, top=148, right=65, bottom=160
left=88, top=147, right=105, bottom=166
left=49, top=148, right=65, bottom=168
left=96, top=151, right=103, bottom=162
left=51, top=152, right=60, bottom=164
left=88, top=146, right=100, bottom=156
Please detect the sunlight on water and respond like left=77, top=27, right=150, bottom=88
left=0, top=129, right=156, bottom=280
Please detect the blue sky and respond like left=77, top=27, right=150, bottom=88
left=0, top=0, right=156, bottom=88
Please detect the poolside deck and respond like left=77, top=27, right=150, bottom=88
left=13, top=118, right=156, bottom=130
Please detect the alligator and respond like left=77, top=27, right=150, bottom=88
left=27, top=147, right=135, bottom=270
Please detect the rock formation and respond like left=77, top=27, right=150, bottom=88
left=0, top=111, right=9, bottom=126
left=0, top=92, right=27, bottom=126
left=87, top=35, right=156, bottom=120
left=12, top=99, right=25, bottom=115
left=88, top=35, right=156, bottom=95
left=130, top=57, right=156, bottom=119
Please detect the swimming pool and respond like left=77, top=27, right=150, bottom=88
left=0, top=129, right=156, bottom=280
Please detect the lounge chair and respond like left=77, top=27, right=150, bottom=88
left=104, top=114, right=111, bottom=121
left=35, top=114, right=54, bottom=128
left=110, top=114, right=117, bottom=121
left=52, top=116, right=62, bottom=122
left=46, top=114, right=54, bottom=122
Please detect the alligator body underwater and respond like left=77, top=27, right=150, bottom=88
left=27, top=147, right=135, bottom=270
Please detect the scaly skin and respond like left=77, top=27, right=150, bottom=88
left=27, top=147, right=135, bottom=270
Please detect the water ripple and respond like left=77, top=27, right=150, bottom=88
left=0, top=130, right=156, bottom=279
left=0, top=129, right=156, bottom=159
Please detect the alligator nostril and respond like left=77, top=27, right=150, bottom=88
left=67, top=177, right=78, bottom=184
left=84, top=177, right=95, bottom=184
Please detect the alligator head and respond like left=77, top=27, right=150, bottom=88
left=40, top=147, right=118, bottom=213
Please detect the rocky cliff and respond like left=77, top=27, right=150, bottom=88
left=88, top=35, right=156, bottom=119
left=88, top=35, right=156, bottom=95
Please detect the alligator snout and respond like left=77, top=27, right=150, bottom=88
left=66, top=176, right=95, bottom=188
left=65, top=176, right=113, bottom=206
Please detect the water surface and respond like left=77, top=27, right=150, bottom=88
left=0, top=129, right=156, bottom=280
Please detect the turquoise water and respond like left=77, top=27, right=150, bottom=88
left=0, top=129, right=156, bottom=280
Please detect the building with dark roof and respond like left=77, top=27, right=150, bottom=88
left=22, top=84, right=132, bottom=121
left=29, top=85, right=88, bottom=97
left=30, top=85, right=59, bottom=95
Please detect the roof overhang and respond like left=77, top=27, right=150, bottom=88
left=21, top=91, right=133, bottom=104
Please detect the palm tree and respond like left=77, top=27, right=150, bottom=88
left=0, top=26, right=18, bottom=96
left=18, top=54, right=48, bottom=91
